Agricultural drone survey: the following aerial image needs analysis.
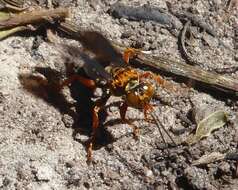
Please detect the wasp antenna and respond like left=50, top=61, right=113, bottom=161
left=151, top=112, right=176, bottom=146
left=153, top=113, right=167, bottom=145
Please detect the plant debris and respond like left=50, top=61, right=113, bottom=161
left=0, top=7, right=69, bottom=40
left=0, top=7, right=69, bottom=30
left=192, top=151, right=238, bottom=166
left=0, top=10, right=28, bottom=39
left=192, top=152, right=225, bottom=166
left=58, top=21, right=238, bottom=97
left=0, top=0, right=26, bottom=11
left=0, top=25, right=28, bottom=39
left=133, top=53, right=238, bottom=96
left=179, top=20, right=201, bottom=65
left=186, top=110, right=228, bottom=145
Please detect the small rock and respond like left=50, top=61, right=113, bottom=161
left=2, top=177, right=11, bottom=187
left=119, top=18, right=129, bottom=25
left=31, top=162, right=54, bottom=182
left=202, top=34, right=219, bottom=48
left=145, top=169, right=153, bottom=178
left=16, top=164, right=32, bottom=181
left=36, top=166, right=53, bottom=181
left=27, top=182, right=52, bottom=190
left=185, top=166, right=213, bottom=189
left=62, top=114, right=73, bottom=128
left=218, top=162, right=231, bottom=174
left=121, top=30, right=133, bottom=38
left=10, top=39, right=23, bottom=49
left=66, top=168, right=82, bottom=187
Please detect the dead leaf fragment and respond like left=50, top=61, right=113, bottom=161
left=192, top=152, right=225, bottom=166
left=186, top=110, right=228, bottom=144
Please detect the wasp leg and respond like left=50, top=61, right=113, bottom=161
left=119, top=101, right=128, bottom=121
left=119, top=102, right=139, bottom=139
left=143, top=103, right=154, bottom=122
left=87, top=92, right=111, bottom=163
left=123, top=48, right=140, bottom=64
left=87, top=105, right=100, bottom=163
left=140, top=72, right=165, bottom=86
left=140, top=72, right=179, bottom=93
left=59, top=74, right=96, bottom=90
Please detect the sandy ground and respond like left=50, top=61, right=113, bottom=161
left=0, top=0, right=238, bottom=189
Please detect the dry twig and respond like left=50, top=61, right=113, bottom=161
left=0, top=7, right=69, bottom=29
left=58, top=21, right=238, bottom=97
left=179, top=20, right=201, bottom=65
left=0, top=0, right=26, bottom=11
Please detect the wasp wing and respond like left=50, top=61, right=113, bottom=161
left=79, top=50, right=112, bottom=81
left=56, top=43, right=112, bottom=81
left=75, top=31, right=125, bottom=67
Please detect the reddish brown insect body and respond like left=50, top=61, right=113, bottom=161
left=58, top=31, right=161, bottom=163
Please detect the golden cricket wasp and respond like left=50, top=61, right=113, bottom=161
left=54, top=30, right=176, bottom=163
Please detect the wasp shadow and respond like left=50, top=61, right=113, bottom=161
left=18, top=66, right=114, bottom=151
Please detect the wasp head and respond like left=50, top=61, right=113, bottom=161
left=125, top=80, right=155, bottom=109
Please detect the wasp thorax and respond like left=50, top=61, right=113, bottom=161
left=125, top=80, right=155, bottom=109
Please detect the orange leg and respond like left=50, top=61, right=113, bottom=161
left=143, top=103, right=154, bottom=121
left=87, top=93, right=110, bottom=163
left=119, top=102, right=139, bottom=139
left=119, top=102, right=128, bottom=120
left=59, top=74, right=96, bottom=90
left=140, top=72, right=178, bottom=93
left=139, top=72, right=165, bottom=86
left=123, top=48, right=139, bottom=64
left=87, top=105, right=100, bottom=163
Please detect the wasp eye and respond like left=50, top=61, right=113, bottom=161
left=143, top=85, right=148, bottom=90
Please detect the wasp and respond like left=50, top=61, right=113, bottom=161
left=56, top=31, right=174, bottom=162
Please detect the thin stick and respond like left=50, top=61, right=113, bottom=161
left=134, top=53, right=238, bottom=96
left=0, top=25, right=28, bottom=40
left=58, top=21, right=238, bottom=97
left=1, top=0, right=26, bottom=11
left=179, top=20, right=200, bottom=65
left=0, top=8, right=69, bottom=29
